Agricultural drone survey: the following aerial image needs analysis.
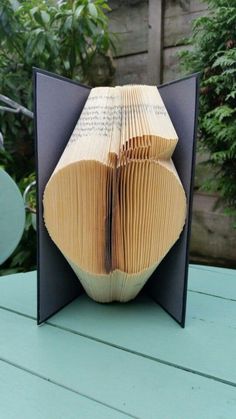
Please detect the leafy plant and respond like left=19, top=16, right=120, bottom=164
left=179, top=0, right=236, bottom=216
left=0, top=0, right=114, bottom=274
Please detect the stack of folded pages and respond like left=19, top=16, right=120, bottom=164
left=43, top=85, right=186, bottom=302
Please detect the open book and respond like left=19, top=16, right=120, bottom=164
left=43, top=85, right=186, bottom=302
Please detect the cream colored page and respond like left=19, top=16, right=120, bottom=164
left=119, top=85, right=178, bottom=143
left=52, top=85, right=178, bottom=174
left=53, top=87, right=122, bottom=173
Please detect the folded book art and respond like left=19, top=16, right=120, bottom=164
left=34, top=69, right=199, bottom=327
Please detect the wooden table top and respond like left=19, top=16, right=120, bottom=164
left=0, top=264, right=235, bottom=418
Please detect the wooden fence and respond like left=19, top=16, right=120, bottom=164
left=108, top=0, right=208, bottom=85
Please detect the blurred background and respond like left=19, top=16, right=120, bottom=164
left=0, top=0, right=235, bottom=275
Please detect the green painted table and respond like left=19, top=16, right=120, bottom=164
left=0, top=264, right=235, bottom=419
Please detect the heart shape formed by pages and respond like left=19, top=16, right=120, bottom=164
left=43, top=85, right=186, bottom=302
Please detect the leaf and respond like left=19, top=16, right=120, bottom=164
left=32, top=28, right=44, bottom=36
left=63, top=59, right=70, bottom=71
left=100, top=3, right=111, bottom=12
left=64, top=15, right=73, bottom=31
left=75, top=5, right=84, bottom=19
left=88, top=3, right=98, bottom=18
left=215, top=106, right=235, bottom=122
left=31, top=213, right=37, bottom=231
left=36, top=35, right=45, bottom=54
left=25, top=213, right=32, bottom=231
left=226, top=90, right=236, bottom=100
left=32, top=10, right=44, bottom=26
left=212, top=55, right=236, bottom=68
left=41, top=10, right=50, bottom=24
left=69, top=47, right=76, bottom=71
left=30, top=6, right=39, bottom=18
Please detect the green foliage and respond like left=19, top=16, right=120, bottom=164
left=179, top=0, right=236, bottom=215
left=0, top=0, right=114, bottom=274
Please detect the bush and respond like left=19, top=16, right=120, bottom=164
left=0, top=0, right=114, bottom=274
left=180, top=0, right=236, bottom=216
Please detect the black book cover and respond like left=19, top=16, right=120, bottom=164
left=34, top=68, right=199, bottom=326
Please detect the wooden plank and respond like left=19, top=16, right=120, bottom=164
left=0, top=268, right=235, bottom=318
left=163, top=45, right=191, bottom=83
left=0, top=270, right=236, bottom=385
left=148, top=0, right=163, bottom=84
left=191, top=264, right=236, bottom=278
left=0, top=360, right=127, bottom=419
left=108, top=0, right=148, bottom=57
left=1, top=266, right=235, bottom=317
left=114, top=53, right=148, bottom=85
left=189, top=265, right=236, bottom=299
left=45, top=293, right=236, bottom=384
left=0, top=309, right=236, bottom=418
left=164, top=10, right=207, bottom=47
left=164, top=0, right=208, bottom=18
left=190, top=193, right=236, bottom=267
left=107, top=0, right=208, bottom=57
left=0, top=271, right=36, bottom=317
